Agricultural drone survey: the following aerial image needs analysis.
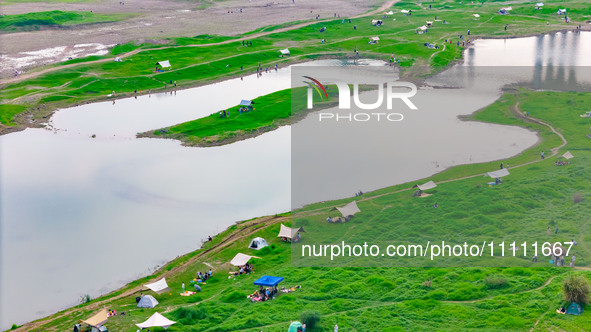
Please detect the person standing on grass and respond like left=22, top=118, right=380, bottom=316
left=547, top=227, right=551, bottom=236
left=500, top=162, right=503, bottom=169
left=571, top=255, right=575, bottom=267
left=555, top=226, right=559, bottom=234
left=334, top=324, right=338, bottom=332
left=541, top=151, right=545, bottom=159
left=182, top=282, right=185, bottom=293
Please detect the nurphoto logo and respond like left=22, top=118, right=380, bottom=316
left=303, top=75, right=418, bottom=122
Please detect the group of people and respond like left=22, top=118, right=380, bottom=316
left=197, top=269, right=213, bottom=281
left=239, top=263, right=254, bottom=275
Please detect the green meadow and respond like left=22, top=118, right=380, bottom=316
left=0, top=10, right=130, bottom=32
left=1, top=0, right=589, bottom=126
left=21, top=90, right=591, bottom=331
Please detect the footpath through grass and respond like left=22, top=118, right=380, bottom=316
left=1, top=0, right=589, bottom=128
left=19, top=90, right=591, bottom=331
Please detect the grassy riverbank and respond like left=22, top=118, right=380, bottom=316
left=0, top=10, right=130, bottom=33
left=16, top=90, right=591, bottom=331
left=1, top=0, right=588, bottom=130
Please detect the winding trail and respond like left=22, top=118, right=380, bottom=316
left=0, top=0, right=399, bottom=87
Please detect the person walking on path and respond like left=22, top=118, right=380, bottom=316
left=541, top=151, right=545, bottom=159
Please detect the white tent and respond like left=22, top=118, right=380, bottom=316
left=82, top=309, right=108, bottom=328
left=473, top=14, right=481, bottom=18
left=277, top=224, right=304, bottom=239
left=563, top=151, right=574, bottom=159
left=336, top=201, right=361, bottom=217
left=230, top=253, right=259, bottom=266
left=370, top=36, right=380, bottom=41
left=137, top=295, right=159, bottom=308
left=401, top=9, right=410, bottom=14
left=416, top=181, right=437, bottom=191
left=157, top=60, right=171, bottom=68
left=501, top=7, right=512, bottom=11
left=385, top=11, right=394, bottom=15
left=485, top=169, right=510, bottom=178
left=426, top=21, right=433, bottom=26
left=557, top=9, right=567, bottom=15
left=536, top=2, right=544, bottom=7
left=248, top=237, right=269, bottom=250
left=144, top=278, right=170, bottom=294
left=417, top=25, right=428, bottom=31
left=279, top=48, right=290, bottom=56
left=136, top=312, right=176, bottom=330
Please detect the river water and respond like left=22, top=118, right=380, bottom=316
left=1, top=31, right=590, bottom=328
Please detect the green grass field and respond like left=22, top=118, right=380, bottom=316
left=0, top=10, right=129, bottom=32
left=21, top=90, right=591, bottom=331
left=2, top=0, right=589, bottom=126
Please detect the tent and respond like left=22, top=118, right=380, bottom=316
left=385, top=11, right=394, bottom=15
left=400, top=9, right=410, bottom=14
left=417, top=25, right=428, bottom=31
left=371, top=19, right=383, bottom=26
left=82, top=309, right=108, bottom=328
left=563, top=151, right=574, bottom=159
left=144, top=278, right=170, bottom=294
left=485, top=169, right=510, bottom=179
left=536, top=2, right=544, bottom=6
left=557, top=9, right=567, bottom=15
left=279, top=48, right=290, bottom=56
left=566, top=302, right=583, bottom=315
left=498, top=7, right=511, bottom=15
left=416, top=180, right=437, bottom=191
left=156, top=60, right=171, bottom=68
left=335, top=201, right=361, bottom=217
left=473, top=14, right=481, bottom=18
left=230, top=253, right=259, bottom=266
left=248, top=237, right=269, bottom=250
left=288, top=321, right=303, bottom=332
left=137, top=295, right=159, bottom=308
left=136, top=312, right=176, bottom=330
left=369, top=36, right=380, bottom=43
left=239, top=99, right=253, bottom=107
left=253, top=275, right=284, bottom=287
left=426, top=21, right=433, bottom=27
left=277, top=224, right=305, bottom=239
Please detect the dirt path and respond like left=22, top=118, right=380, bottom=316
left=0, top=1, right=398, bottom=87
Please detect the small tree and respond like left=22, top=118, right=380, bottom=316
left=563, top=274, right=591, bottom=304
left=300, top=310, right=321, bottom=330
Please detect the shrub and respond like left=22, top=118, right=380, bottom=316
left=300, top=310, right=321, bottom=330
left=573, top=193, right=582, bottom=204
left=79, top=294, right=92, bottom=304
left=423, top=277, right=433, bottom=288
left=563, top=274, right=591, bottom=304
left=484, top=275, right=509, bottom=289
left=221, top=290, right=245, bottom=303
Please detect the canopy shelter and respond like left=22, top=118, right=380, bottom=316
left=279, top=48, right=290, bottom=56
left=485, top=169, right=510, bottom=179
left=498, top=7, right=511, bottom=15
left=334, top=201, right=361, bottom=218
left=82, top=309, right=108, bottom=328
left=400, top=9, right=410, bottom=14
left=156, top=60, right=171, bottom=68
left=143, top=277, right=170, bottom=294
left=417, top=25, right=428, bottom=32
left=369, top=36, right=380, bottom=44
left=230, top=253, right=260, bottom=266
left=288, top=321, right=304, bottom=332
left=536, top=2, right=544, bottom=6
left=563, top=151, right=574, bottom=159
left=557, top=9, right=567, bottom=15
left=473, top=14, right=481, bottom=18
left=566, top=302, right=583, bottom=315
left=239, top=99, right=253, bottom=107
left=253, top=275, right=284, bottom=287
left=248, top=237, right=269, bottom=250
left=385, top=11, right=394, bottom=15
left=137, top=294, right=159, bottom=308
left=415, top=180, right=437, bottom=191
left=426, top=21, right=433, bottom=26
left=136, top=312, right=176, bottom=330
left=371, top=19, right=383, bottom=26
left=277, top=224, right=305, bottom=239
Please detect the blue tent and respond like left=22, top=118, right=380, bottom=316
left=254, top=276, right=284, bottom=287
left=566, top=302, right=583, bottom=315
